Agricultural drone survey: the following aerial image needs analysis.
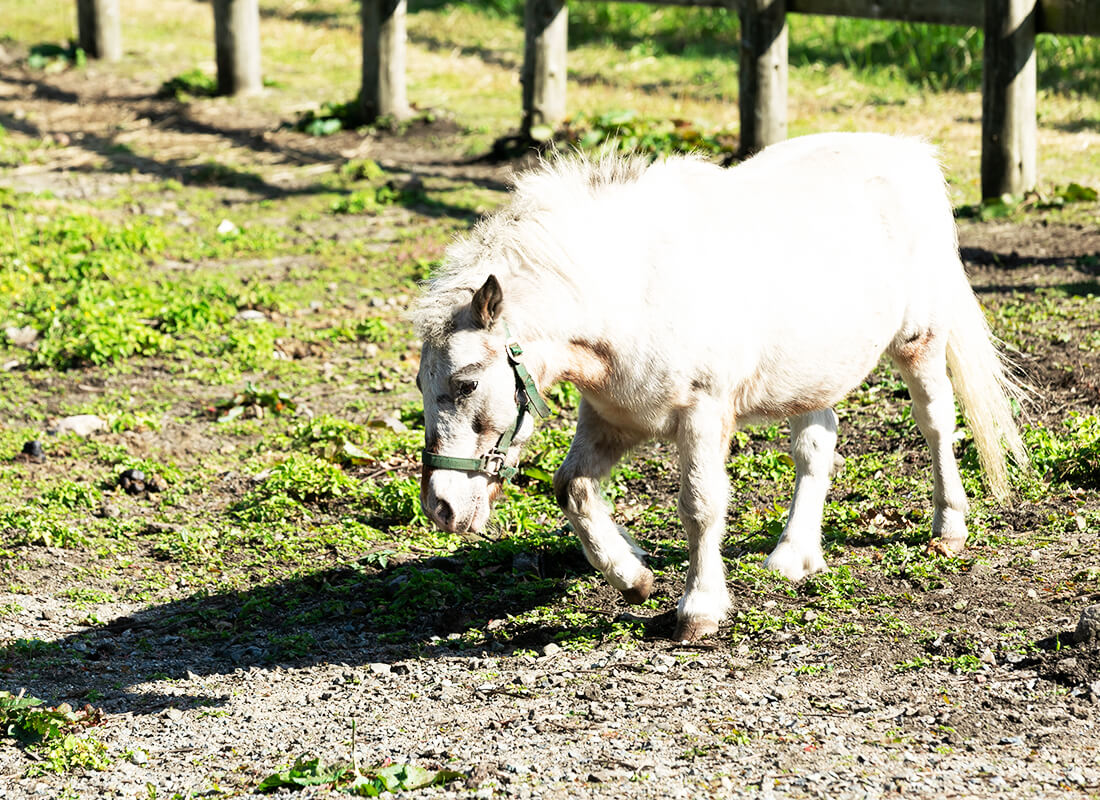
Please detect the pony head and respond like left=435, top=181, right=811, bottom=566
left=416, top=274, right=542, bottom=533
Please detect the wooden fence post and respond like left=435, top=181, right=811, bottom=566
left=522, top=0, right=567, bottom=137
left=75, top=0, right=122, bottom=62
left=981, top=0, right=1037, bottom=199
left=361, top=0, right=411, bottom=123
left=213, top=0, right=263, bottom=95
left=739, top=0, right=788, bottom=155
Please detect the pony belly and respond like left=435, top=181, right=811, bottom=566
left=732, top=332, right=898, bottom=426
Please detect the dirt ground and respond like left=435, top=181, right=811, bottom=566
left=1, top=57, right=1100, bottom=799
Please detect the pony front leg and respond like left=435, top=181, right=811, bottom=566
left=553, top=403, right=654, bottom=604
left=674, top=401, right=734, bottom=642
left=764, top=409, right=838, bottom=581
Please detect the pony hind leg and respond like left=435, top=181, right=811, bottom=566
left=892, top=334, right=969, bottom=550
left=764, top=409, right=839, bottom=581
left=674, top=397, right=735, bottom=641
left=553, top=401, right=654, bottom=604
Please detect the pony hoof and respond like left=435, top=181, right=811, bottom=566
left=764, top=543, right=826, bottom=582
left=673, top=617, right=719, bottom=642
left=927, top=536, right=965, bottom=556
left=620, top=569, right=654, bottom=605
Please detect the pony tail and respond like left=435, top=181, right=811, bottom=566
left=946, top=275, right=1030, bottom=501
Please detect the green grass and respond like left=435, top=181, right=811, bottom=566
left=0, top=3, right=1098, bottom=784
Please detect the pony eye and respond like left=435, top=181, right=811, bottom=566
left=456, top=380, right=478, bottom=398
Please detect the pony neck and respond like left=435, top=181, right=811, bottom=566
left=508, top=329, right=612, bottom=398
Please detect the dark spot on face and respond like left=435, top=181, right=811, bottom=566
left=472, top=412, right=488, bottom=436
left=691, top=375, right=713, bottom=393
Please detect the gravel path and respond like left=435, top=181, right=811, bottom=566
left=3, top=596, right=1099, bottom=799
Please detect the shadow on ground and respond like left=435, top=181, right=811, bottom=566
left=0, top=532, right=607, bottom=715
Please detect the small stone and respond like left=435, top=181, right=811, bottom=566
left=367, top=414, right=407, bottom=433
left=773, top=684, right=795, bottom=700
left=4, top=325, right=39, bottom=348
left=22, top=440, right=44, bottom=458
left=236, top=309, right=267, bottom=322
left=119, top=469, right=147, bottom=495
left=164, top=708, right=183, bottom=722
left=368, top=662, right=392, bottom=676
left=1056, top=657, right=1079, bottom=674
left=130, top=749, right=148, bottom=765
left=969, top=561, right=995, bottom=577
left=1026, top=588, right=1039, bottom=600
left=541, top=642, right=562, bottom=657
left=52, top=414, right=107, bottom=437
left=466, top=763, right=493, bottom=789
left=980, top=648, right=997, bottom=665
left=512, top=551, right=539, bottom=575
left=1075, top=605, right=1100, bottom=643
left=216, top=219, right=239, bottom=236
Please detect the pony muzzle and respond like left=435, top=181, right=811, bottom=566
left=421, top=470, right=493, bottom=534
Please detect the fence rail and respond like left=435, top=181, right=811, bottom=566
left=589, top=0, right=1099, bottom=34
left=74, top=0, right=1099, bottom=199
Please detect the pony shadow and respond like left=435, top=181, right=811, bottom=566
left=0, top=533, right=593, bottom=717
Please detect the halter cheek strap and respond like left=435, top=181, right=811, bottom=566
left=421, top=325, right=550, bottom=481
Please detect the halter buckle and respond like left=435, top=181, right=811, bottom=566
left=478, top=450, right=507, bottom=476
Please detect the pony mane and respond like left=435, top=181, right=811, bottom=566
left=412, top=152, right=653, bottom=345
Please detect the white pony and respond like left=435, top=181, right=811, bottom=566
left=413, top=133, right=1027, bottom=642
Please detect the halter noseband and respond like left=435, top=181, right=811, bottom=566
left=421, top=325, right=550, bottom=482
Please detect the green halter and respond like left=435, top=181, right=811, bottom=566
left=421, top=325, right=551, bottom=481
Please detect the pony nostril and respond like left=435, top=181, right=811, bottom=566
left=434, top=498, right=454, bottom=529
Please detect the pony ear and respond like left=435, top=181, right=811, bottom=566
left=471, top=274, right=504, bottom=330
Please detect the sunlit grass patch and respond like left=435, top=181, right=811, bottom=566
left=0, top=690, right=110, bottom=777
left=1025, top=414, right=1100, bottom=490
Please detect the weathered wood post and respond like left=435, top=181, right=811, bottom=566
left=522, top=0, right=567, bottom=138
left=739, top=0, right=788, bottom=155
left=361, top=0, right=411, bottom=122
left=981, top=0, right=1037, bottom=199
left=75, top=0, right=122, bottom=62
left=213, top=0, right=263, bottom=95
